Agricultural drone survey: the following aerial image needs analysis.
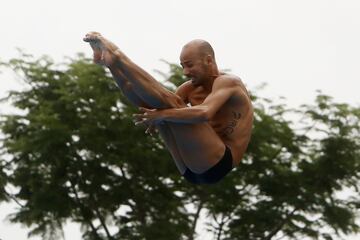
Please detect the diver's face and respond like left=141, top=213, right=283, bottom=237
left=180, top=47, right=209, bottom=86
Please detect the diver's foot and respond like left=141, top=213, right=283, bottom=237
left=83, top=32, right=117, bottom=67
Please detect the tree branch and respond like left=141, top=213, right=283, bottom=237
left=216, top=214, right=227, bottom=240
left=3, top=189, right=24, bottom=208
left=264, top=208, right=298, bottom=240
left=69, top=181, right=101, bottom=239
left=188, top=200, right=204, bottom=240
left=93, top=207, right=114, bottom=240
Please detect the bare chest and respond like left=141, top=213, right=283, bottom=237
left=187, top=89, right=208, bottom=106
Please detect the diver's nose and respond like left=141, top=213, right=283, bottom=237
left=183, top=67, right=190, bottom=77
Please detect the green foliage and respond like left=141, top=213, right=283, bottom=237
left=0, top=158, right=8, bottom=202
left=0, top=55, right=359, bottom=240
left=0, top=54, right=190, bottom=240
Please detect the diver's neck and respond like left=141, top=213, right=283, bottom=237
left=203, top=70, right=220, bottom=92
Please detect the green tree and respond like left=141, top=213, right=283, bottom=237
left=0, top=54, right=191, bottom=240
left=222, top=93, right=360, bottom=240
left=0, top=54, right=359, bottom=240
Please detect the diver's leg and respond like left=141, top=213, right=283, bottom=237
left=110, top=70, right=226, bottom=174
left=84, top=32, right=227, bottom=174
left=101, top=70, right=188, bottom=173
left=84, top=32, right=183, bottom=109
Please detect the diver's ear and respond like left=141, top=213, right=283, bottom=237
left=204, top=54, right=213, bottom=65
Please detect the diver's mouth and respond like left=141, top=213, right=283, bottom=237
left=187, top=76, right=198, bottom=84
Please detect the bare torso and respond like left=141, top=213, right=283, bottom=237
left=179, top=74, right=253, bottom=166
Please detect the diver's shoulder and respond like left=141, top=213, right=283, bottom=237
left=216, top=74, right=251, bottom=98
left=215, top=73, right=243, bottom=87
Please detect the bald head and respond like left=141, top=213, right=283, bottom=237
left=182, top=39, right=215, bottom=60
left=180, top=39, right=219, bottom=86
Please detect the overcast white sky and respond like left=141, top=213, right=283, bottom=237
left=0, top=0, right=359, bottom=239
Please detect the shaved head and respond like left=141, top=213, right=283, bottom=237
left=182, top=39, right=215, bottom=59
left=180, top=39, right=219, bottom=87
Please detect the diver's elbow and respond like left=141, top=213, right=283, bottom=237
left=201, top=108, right=212, bottom=122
